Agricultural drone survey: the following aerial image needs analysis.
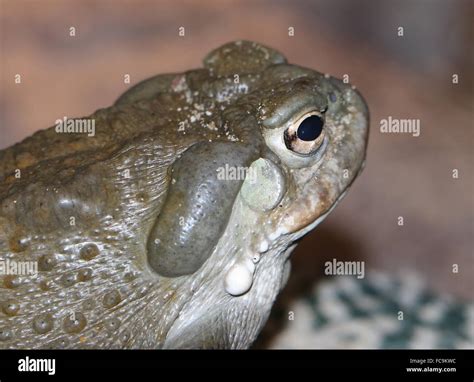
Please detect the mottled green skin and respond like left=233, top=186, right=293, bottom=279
left=0, top=41, right=369, bottom=348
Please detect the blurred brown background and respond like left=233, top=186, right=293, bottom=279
left=0, top=0, right=472, bottom=334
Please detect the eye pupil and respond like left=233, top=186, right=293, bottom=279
left=297, top=115, right=324, bottom=141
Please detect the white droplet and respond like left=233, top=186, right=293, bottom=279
left=258, top=240, right=269, bottom=253
left=243, top=258, right=255, bottom=273
left=224, top=261, right=254, bottom=296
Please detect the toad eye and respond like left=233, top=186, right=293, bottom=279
left=297, top=115, right=324, bottom=141
left=284, top=112, right=326, bottom=155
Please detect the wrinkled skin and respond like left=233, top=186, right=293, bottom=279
left=0, top=41, right=369, bottom=349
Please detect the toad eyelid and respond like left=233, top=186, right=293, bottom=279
left=284, top=134, right=329, bottom=159
left=289, top=108, right=326, bottom=127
